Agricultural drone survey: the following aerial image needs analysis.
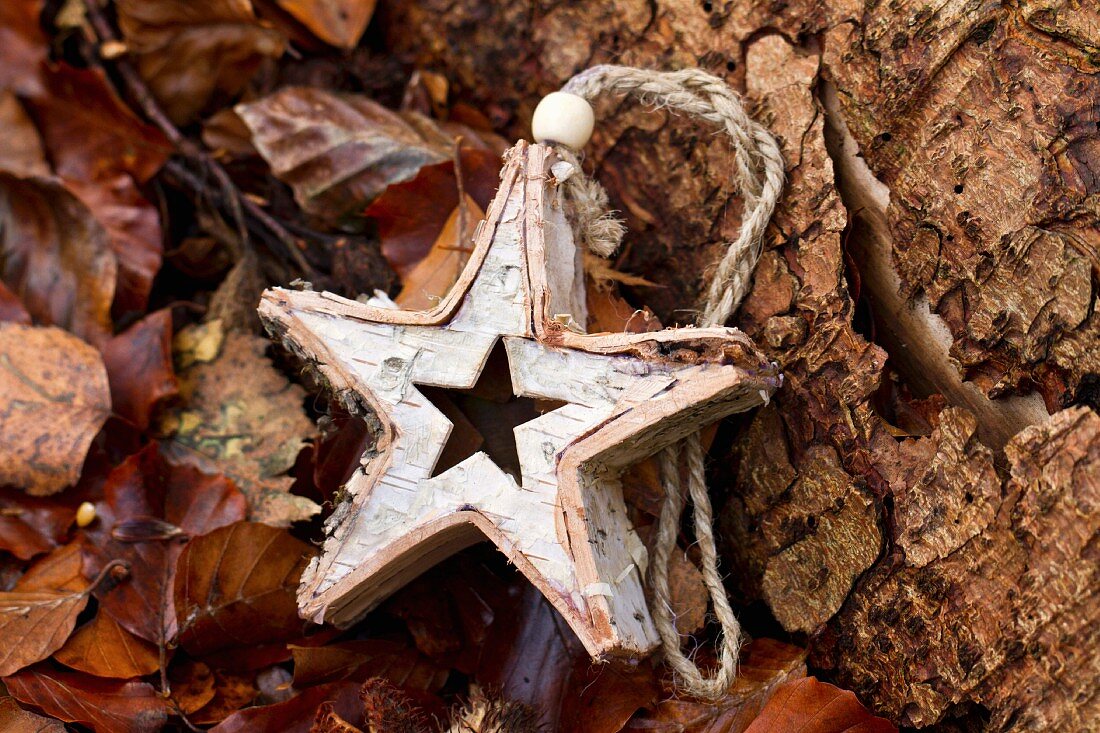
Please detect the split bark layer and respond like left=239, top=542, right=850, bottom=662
left=374, top=1, right=1099, bottom=730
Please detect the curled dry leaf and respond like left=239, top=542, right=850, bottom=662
left=101, top=309, right=178, bottom=431
left=0, top=91, right=49, bottom=178
left=0, top=696, right=65, bottom=733
left=238, top=86, right=461, bottom=220
left=82, top=443, right=247, bottom=644
left=160, top=320, right=319, bottom=525
left=271, top=0, right=377, bottom=49
left=742, top=677, right=897, bottom=733
left=27, top=65, right=171, bottom=316
left=211, top=681, right=360, bottom=733
left=368, top=150, right=502, bottom=277
left=53, top=612, right=160, bottom=679
left=115, top=0, right=287, bottom=124
left=0, top=490, right=77, bottom=561
left=625, top=638, right=808, bottom=733
left=290, top=640, right=449, bottom=690
left=0, top=324, right=110, bottom=495
left=3, top=664, right=168, bottom=733
left=0, top=586, right=91, bottom=676
left=174, top=521, right=317, bottom=657
left=0, top=177, right=117, bottom=345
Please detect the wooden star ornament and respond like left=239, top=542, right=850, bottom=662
left=259, top=141, right=780, bottom=659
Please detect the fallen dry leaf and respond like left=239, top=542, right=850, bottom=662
left=0, top=490, right=76, bottom=561
left=0, top=324, right=111, bottom=495
left=290, top=640, right=448, bottom=690
left=624, top=638, right=808, bottom=733
left=115, top=0, right=287, bottom=124
left=3, top=664, right=168, bottom=733
left=395, top=196, right=483, bottom=310
left=101, top=309, right=178, bottom=431
left=0, top=177, right=117, bottom=345
left=0, top=91, right=49, bottom=178
left=170, top=657, right=218, bottom=714
left=0, top=587, right=91, bottom=676
left=191, top=669, right=260, bottom=724
left=174, top=521, right=316, bottom=657
left=667, top=549, right=709, bottom=636
left=559, top=660, right=660, bottom=733
left=53, top=612, right=160, bottom=679
left=368, top=150, right=502, bottom=278
left=0, top=696, right=65, bottom=733
left=82, top=443, right=247, bottom=644
left=238, top=86, right=455, bottom=220
left=742, top=677, right=897, bottom=733
left=271, top=0, right=377, bottom=48
left=161, top=319, right=319, bottom=524
left=0, top=280, right=30, bottom=324
left=15, top=542, right=87, bottom=593
left=28, top=65, right=171, bottom=316
left=211, top=681, right=361, bottom=733
left=0, top=0, right=46, bottom=97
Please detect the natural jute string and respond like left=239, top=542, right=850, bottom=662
left=555, top=65, right=784, bottom=699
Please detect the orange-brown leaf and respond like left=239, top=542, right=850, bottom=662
left=290, top=640, right=448, bottom=690
left=28, top=65, right=171, bottom=316
left=15, top=542, right=86, bottom=593
left=174, top=521, right=316, bottom=657
left=271, top=0, right=377, bottom=48
left=3, top=664, right=167, bottom=733
left=742, top=677, right=897, bottom=733
left=53, top=612, right=160, bottom=679
left=115, top=0, right=286, bottom=124
left=0, top=0, right=47, bottom=97
left=170, top=657, right=218, bottom=714
left=0, top=491, right=76, bottom=561
left=395, top=197, right=484, bottom=310
left=0, top=589, right=90, bottom=676
left=102, top=309, right=178, bottom=430
left=0, top=324, right=111, bottom=495
left=211, top=681, right=361, bottom=733
left=0, top=91, right=48, bottom=178
left=0, top=177, right=117, bottom=345
left=0, top=695, right=65, bottom=733
left=191, top=670, right=259, bottom=724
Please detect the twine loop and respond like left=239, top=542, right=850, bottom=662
left=553, top=65, right=785, bottom=700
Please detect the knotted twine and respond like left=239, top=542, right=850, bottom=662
left=552, top=66, right=784, bottom=699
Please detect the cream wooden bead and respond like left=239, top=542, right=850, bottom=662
left=532, top=92, right=594, bottom=149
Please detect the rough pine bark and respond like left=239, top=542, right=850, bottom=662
left=374, top=1, right=1099, bottom=729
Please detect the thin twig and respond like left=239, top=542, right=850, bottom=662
left=81, top=0, right=313, bottom=277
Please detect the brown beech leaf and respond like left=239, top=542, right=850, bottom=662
left=0, top=280, right=30, bottom=324
left=559, top=660, right=659, bottom=733
left=115, top=0, right=286, bottom=124
left=0, top=0, right=46, bottom=97
left=270, top=0, right=376, bottom=48
left=395, top=196, right=484, bottom=310
left=0, top=490, right=77, bottom=560
left=0, top=91, right=49, bottom=178
left=160, top=320, right=319, bottom=525
left=0, top=176, right=117, bottom=345
left=0, top=324, right=111, bottom=495
left=625, top=639, right=808, bottom=733
left=174, top=521, right=317, bottom=657
left=28, top=65, right=172, bottom=316
left=368, top=150, right=502, bottom=277
left=211, top=681, right=360, bottom=733
left=191, top=670, right=259, bottom=724
left=0, top=584, right=91, bottom=676
left=0, top=696, right=65, bottom=733
left=101, top=309, right=178, bottom=431
left=3, top=664, right=168, bottom=733
left=742, top=677, right=897, bottom=733
left=170, top=657, right=218, bottom=714
left=53, top=612, right=160, bottom=679
left=82, top=443, right=247, bottom=643
left=15, top=542, right=87, bottom=593
left=290, top=640, right=448, bottom=690
left=237, top=86, right=452, bottom=220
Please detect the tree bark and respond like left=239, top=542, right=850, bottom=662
left=374, top=1, right=1099, bottom=729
